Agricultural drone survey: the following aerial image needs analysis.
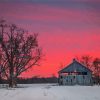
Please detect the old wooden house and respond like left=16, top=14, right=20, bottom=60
left=58, top=59, right=93, bottom=85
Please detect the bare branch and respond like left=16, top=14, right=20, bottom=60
left=0, top=19, right=42, bottom=87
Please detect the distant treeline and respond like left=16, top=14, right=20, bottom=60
left=0, top=76, right=58, bottom=84
left=0, top=77, right=100, bottom=85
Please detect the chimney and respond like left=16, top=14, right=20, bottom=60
left=73, top=58, right=76, bottom=62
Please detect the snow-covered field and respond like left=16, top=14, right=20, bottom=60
left=0, top=84, right=100, bottom=100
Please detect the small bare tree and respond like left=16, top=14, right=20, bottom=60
left=93, top=58, right=100, bottom=84
left=0, top=19, right=42, bottom=87
left=75, top=55, right=93, bottom=70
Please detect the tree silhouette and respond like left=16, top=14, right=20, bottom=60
left=93, top=58, right=100, bottom=84
left=0, top=19, right=42, bottom=87
left=75, top=55, right=93, bottom=70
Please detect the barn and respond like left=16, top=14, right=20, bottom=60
left=58, top=59, right=93, bottom=85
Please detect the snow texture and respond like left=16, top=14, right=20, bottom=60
left=0, top=84, right=100, bottom=100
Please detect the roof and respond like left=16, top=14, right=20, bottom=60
left=58, top=59, right=92, bottom=73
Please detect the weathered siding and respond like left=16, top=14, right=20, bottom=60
left=58, top=59, right=93, bottom=85
left=59, top=74, right=93, bottom=85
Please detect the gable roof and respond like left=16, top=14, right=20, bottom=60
left=58, top=59, right=92, bottom=73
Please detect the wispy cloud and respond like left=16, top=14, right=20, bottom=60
left=0, top=0, right=100, bottom=77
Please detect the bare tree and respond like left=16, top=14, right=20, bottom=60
left=93, top=58, right=100, bottom=84
left=0, top=19, right=42, bottom=87
left=75, top=55, right=93, bottom=70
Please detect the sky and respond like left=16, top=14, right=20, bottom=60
left=0, top=0, right=100, bottom=78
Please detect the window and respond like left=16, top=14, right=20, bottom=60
left=60, top=76, right=63, bottom=78
left=82, top=72, right=87, bottom=75
left=73, top=76, right=75, bottom=79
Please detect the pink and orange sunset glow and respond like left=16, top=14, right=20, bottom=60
left=0, top=0, right=100, bottom=78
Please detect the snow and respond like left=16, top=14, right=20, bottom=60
left=0, top=84, right=100, bottom=100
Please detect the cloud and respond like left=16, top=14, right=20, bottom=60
left=0, top=0, right=100, bottom=77
left=0, top=2, right=100, bottom=26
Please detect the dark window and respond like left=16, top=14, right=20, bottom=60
left=60, top=76, right=63, bottom=78
left=82, top=72, right=87, bottom=75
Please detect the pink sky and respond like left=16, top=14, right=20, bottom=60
left=0, top=0, right=100, bottom=77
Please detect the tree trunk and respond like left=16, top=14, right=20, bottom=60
left=9, top=65, right=17, bottom=88
left=8, top=77, right=17, bottom=88
left=9, top=78, right=13, bottom=88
